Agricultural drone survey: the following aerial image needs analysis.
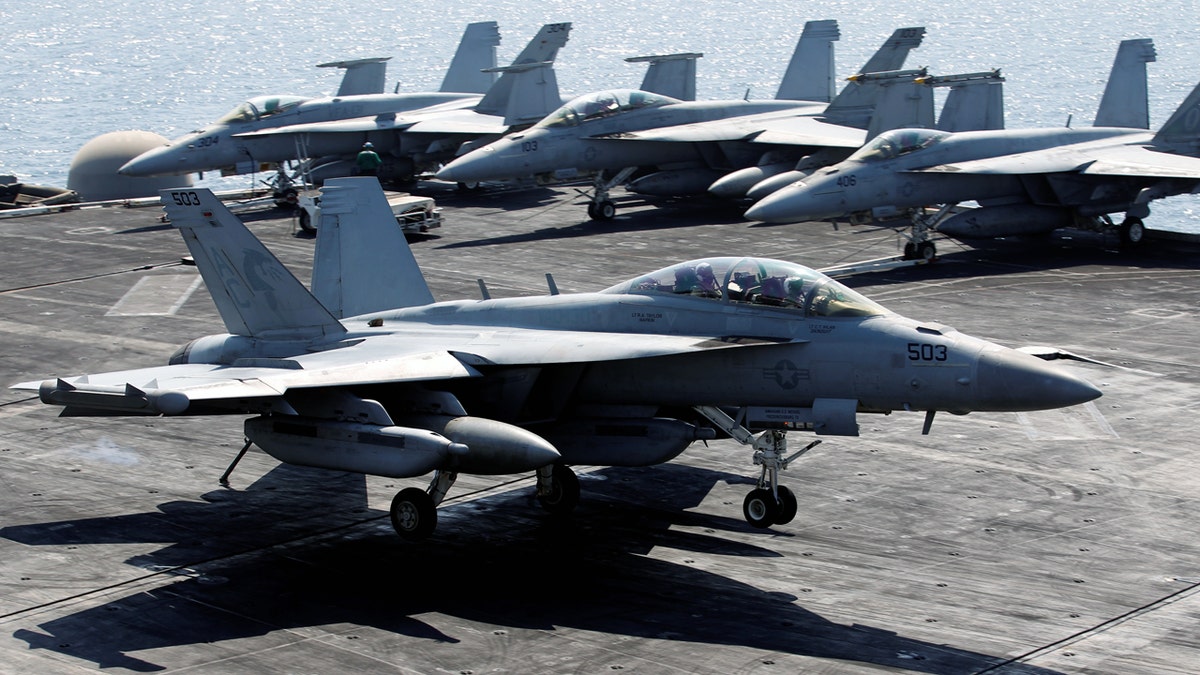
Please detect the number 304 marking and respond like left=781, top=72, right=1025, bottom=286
left=171, top=191, right=202, bottom=206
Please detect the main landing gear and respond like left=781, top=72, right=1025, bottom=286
left=389, top=470, right=456, bottom=541
left=535, top=463, right=581, bottom=515
left=385, top=464, right=583, bottom=541
left=693, top=406, right=821, bottom=529
left=1119, top=216, right=1146, bottom=247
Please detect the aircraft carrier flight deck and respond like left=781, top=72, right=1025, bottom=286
left=2, top=183, right=1199, bottom=674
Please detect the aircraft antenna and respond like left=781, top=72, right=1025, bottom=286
left=1065, top=113, right=1073, bottom=128
left=477, top=279, right=492, bottom=300
left=546, top=273, right=559, bottom=295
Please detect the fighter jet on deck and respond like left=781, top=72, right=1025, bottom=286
left=15, top=179, right=1099, bottom=540
left=746, top=39, right=1188, bottom=252
left=436, top=23, right=931, bottom=220
left=118, top=22, right=570, bottom=186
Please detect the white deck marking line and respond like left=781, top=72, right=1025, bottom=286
left=106, top=274, right=203, bottom=316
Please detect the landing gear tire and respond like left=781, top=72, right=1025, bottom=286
left=390, top=487, right=436, bottom=541
left=275, top=187, right=299, bottom=209
left=297, top=209, right=315, bottom=233
left=743, top=488, right=781, bottom=529
left=457, top=181, right=481, bottom=192
left=903, top=242, right=917, bottom=260
left=1119, top=217, right=1145, bottom=247
left=917, top=241, right=937, bottom=261
left=537, top=464, right=580, bottom=515
left=589, top=200, right=616, bottom=221
left=775, top=486, right=798, bottom=525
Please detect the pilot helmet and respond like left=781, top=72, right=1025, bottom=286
left=362, top=142, right=374, bottom=149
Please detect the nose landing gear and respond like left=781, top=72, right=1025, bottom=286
left=693, top=406, right=821, bottom=529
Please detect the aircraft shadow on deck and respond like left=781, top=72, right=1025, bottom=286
left=4, top=462, right=1059, bottom=674
left=821, top=227, right=1200, bottom=290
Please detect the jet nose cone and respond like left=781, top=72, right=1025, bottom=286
left=119, top=145, right=176, bottom=177
left=435, top=147, right=494, bottom=183
left=745, top=177, right=851, bottom=224
left=975, top=349, right=1102, bottom=412
left=745, top=183, right=811, bottom=223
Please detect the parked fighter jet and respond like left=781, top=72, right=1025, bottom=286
left=229, top=23, right=576, bottom=186
left=117, top=22, right=569, bottom=184
left=746, top=39, right=1186, bottom=250
left=17, top=179, right=1100, bottom=540
left=435, top=23, right=929, bottom=219
left=717, top=68, right=1007, bottom=202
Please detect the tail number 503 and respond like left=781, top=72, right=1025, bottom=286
left=907, top=343, right=947, bottom=361
left=170, top=191, right=202, bottom=206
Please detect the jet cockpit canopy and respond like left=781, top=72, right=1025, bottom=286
left=216, top=95, right=308, bottom=125
left=534, top=89, right=678, bottom=129
left=848, top=128, right=949, bottom=162
left=602, top=257, right=887, bottom=318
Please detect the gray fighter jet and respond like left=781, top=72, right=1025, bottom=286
left=118, top=22, right=569, bottom=185
left=15, top=178, right=1100, bottom=540
left=435, top=24, right=930, bottom=219
left=745, top=39, right=1188, bottom=251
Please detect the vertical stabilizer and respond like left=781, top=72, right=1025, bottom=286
left=474, top=23, right=572, bottom=121
left=318, top=57, right=392, bottom=97
left=311, top=177, right=434, bottom=318
left=825, top=69, right=927, bottom=130
left=857, top=27, right=925, bottom=76
left=627, top=52, right=703, bottom=101
left=507, top=22, right=571, bottom=66
left=1152, top=80, right=1200, bottom=149
left=439, top=21, right=502, bottom=94
left=160, top=189, right=345, bottom=340
left=1094, top=38, right=1156, bottom=129
left=821, top=27, right=925, bottom=128
left=928, top=71, right=1006, bottom=131
left=865, top=77, right=934, bottom=140
left=775, top=19, right=840, bottom=102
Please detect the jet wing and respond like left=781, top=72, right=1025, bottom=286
left=913, top=144, right=1200, bottom=179
left=914, top=149, right=1095, bottom=175
left=1081, top=145, right=1200, bottom=179
left=16, top=328, right=797, bottom=415
left=399, top=115, right=509, bottom=136
left=234, top=116, right=421, bottom=138
left=444, top=328, right=796, bottom=366
left=592, top=111, right=862, bottom=148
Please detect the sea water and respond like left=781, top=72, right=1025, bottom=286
left=2, top=0, right=1198, bottom=231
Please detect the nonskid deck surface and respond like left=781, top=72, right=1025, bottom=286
left=2, top=184, right=1199, bottom=674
